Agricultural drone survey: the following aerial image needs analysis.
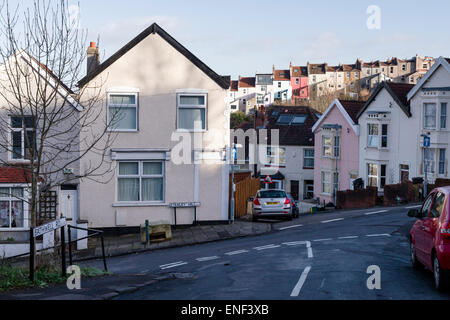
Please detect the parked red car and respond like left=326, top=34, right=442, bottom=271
left=408, top=187, right=450, bottom=291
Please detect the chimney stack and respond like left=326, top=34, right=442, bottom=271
left=87, top=42, right=100, bottom=75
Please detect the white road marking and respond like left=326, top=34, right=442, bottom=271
left=196, top=256, right=219, bottom=262
left=406, top=205, right=421, bottom=209
left=365, top=210, right=388, bottom=215
left=313, top=238, right=333, bottom=242
left=254, top=244, right=281, bottom=251
left=225, top=249, right=249, bottom=256
left=338, top=236, right=359, bottom=239
left=279, top=224, right=303, bottom=231
left=283, top=241, right=308, bottom=246
left=366, top=234, right=391, bottom=237
left=321, top=218, right=344, bottom=224
left=290, top=266, right=312, bottom=297
left=307, top=247, right=314, bottom=258
left=160, top=262, right=188, bottom=270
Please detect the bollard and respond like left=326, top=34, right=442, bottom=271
left=145, top=220, right=150, bottom=247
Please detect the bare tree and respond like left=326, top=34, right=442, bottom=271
left=0, top=0, right=116, bottom=236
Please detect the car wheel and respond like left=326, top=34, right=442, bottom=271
left=287, top=215, right=293, bottom=221
left=433, top=255, right=448, bottom=291
left=410, top=241, right=421, bottom=269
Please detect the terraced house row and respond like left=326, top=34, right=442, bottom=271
left=227, top=55, right=435, bottom=114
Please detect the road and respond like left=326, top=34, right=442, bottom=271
left=85, top=204, right=450, bottom=300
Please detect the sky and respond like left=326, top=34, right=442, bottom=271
left=6, top=0, right=450, bottom=79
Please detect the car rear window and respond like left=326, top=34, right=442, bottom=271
left=258, top=191, right=286, bottom=198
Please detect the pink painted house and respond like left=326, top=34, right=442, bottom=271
left=290, top=63, right=309, bottom=103
left=312, top=99, right=365, bottom=205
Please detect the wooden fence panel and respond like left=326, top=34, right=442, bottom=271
left=234, top=178, right=260, bottom=217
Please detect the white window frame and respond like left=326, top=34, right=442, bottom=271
left=177, top=93, right=207, bottom=132
left=441, top=103, right=447, bottom=129
left=321, top=171, right=333, bottom=195
left=9, top=116, right=37, bottom=162
left=116, top=161, right=165, bottom=204
left=107, top=92, right=139, bottom=132
left=423, top=103, right=437, bottom=130
left=303, top=149, right=314, bottom=169
left=0, top=185, right=29, bottom=230
left=266, top=146, right=286, bottom=167
left=367, top=163, right=387, bottom=190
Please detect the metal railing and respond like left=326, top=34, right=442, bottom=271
left=67, top=225, right=107, bottom=272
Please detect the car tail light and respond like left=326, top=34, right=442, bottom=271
left=284, top=198, right=290, bottom=205
left=441, top=222, right=450, bottom=238
left=253, top=198, right=261, bottom=206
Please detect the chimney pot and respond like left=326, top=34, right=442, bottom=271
left=87, top=41, right=100, bottom=75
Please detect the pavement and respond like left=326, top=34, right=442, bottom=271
left=2, top=203, right=450, bottom=300
left=73, top=219, right=274, bottom=261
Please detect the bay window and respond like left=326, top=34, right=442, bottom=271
left=321, top=172, right=332, bottom=194
left=424, top=148, right=435, bottom=174
left=177, top=94, right=207, bottom=131
left=439, top=149, right=446, bottom=175
left=108, top=93, right=138, bottom=131
left=0, top=187, right=25, bottom=229
left=10, top=116, right=36, bottom=160
left=367, top=163, right=386, bottom=189
left=117, top=161, right=164, bottom=203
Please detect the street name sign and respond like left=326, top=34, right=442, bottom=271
left=33, top=218, right=67, bottom=238
left=169, top=202, right=201, bottom=208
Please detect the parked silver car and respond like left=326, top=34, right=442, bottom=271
left=252, top=189, right=293, bottom=222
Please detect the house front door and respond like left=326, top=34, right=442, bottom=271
left=60, top=185, right=78, bottom=223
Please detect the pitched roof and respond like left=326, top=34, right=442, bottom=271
left=340, top=100, right=366, bottom=123
left=0, top=167, right=32, bottom=183
left=265, top=106, right=321, bottom=146
left=312, top=99, right=363, bottom=134
left=230, top=80, right=238, bottom=91
left=308, top=63, right=326, bottom=75
left=291, top=66, right=308, bottom=77
left=77, top=23, right=229, bottom=89
left=238, top=77, right=256, bottom=88
left=407, top=57, right=450, bottom=100
left=273, top=69, right=290, bottom=81
left=357, top=81, right=414, bottom=119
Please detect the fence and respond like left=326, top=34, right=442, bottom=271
left=234, top=178, right=260, bottom=218
left=337, top=187, right=378, bottom=210
left=383, top=181, right=420, bottom=206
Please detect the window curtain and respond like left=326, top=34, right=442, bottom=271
left=179, top=108, right=205, bottom=130
left=142, top=178, right=163, bottom=201
left=118, top=178, right=139, bottom=201
left=424, top=103, right=437, bottom=128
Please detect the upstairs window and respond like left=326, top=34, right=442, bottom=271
left=367, top=124, right=379, bottom=148
left=441, top=103, right=447, bottom=129
left=108, top=93, right=138, bottom=131
left=424, top=103, right=437, bottom=129
left=10, top=116, right=36, bottom=161
left=303, top=149, right=314, bottom=169
left=177, top=94, right=207, bottom=131
left=267, top=146, right=286, bottom=166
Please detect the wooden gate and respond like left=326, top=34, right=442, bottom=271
left=233, top=178, right=260, bottom=217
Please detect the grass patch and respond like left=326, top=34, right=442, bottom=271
left=0, top=263, right=110, bottom=292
